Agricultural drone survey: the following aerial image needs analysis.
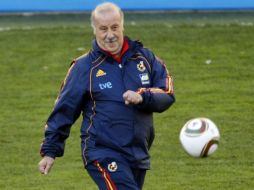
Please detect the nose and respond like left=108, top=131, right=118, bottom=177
left=106, top=30, right=114, bottom=40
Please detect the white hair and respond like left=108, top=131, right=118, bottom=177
left=91, top=2, right=124, bottom=33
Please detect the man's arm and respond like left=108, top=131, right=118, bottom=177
left=134, top=52, right=175, bottom=112
left=136, top=88, right=175, bottom=113
left=123, top=57, right=175, bottom=112
left=38, top=60, right=87, bottom=174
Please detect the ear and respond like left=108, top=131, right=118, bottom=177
left=92, top=26, right=96, bottom=35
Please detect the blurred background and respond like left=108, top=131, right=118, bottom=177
left=0, top=0, right=254, bottom=12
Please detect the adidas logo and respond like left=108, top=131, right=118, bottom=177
left=96, top=69, right=106, bottom=77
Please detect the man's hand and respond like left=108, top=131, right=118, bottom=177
left=38, top=156, right=55, bottom=175
left=123, top=90, right=143, bottom=105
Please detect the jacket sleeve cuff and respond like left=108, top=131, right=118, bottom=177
left=40, top=150, right=56, bottom=159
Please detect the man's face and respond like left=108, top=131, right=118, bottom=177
left=94, top=11, right=124, bottom=55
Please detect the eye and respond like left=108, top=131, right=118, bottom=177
left=111, top=25, right=119, bottom=31
left=99, top=26, right=107, bottom=32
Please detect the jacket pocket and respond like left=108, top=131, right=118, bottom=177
left=95, top=119, right=134, bottom=147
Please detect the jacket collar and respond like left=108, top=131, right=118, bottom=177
left=102, top=37, right=129, bottom=63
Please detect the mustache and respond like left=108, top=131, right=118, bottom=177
left=105, top=37, right=118, bottom=43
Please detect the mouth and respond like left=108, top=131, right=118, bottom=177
left=105, top=41, right=117, bottom=48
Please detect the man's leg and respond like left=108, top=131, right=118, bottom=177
left=86, top=158, right=140, bottom=190
left=131, top=168, right=147, bottom=189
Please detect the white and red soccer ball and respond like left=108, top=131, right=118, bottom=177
left=180, top=118, right=220, bottom=157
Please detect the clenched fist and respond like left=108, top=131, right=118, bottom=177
left=38, top=156, right=55, bottom=175
left=123, top=90, right=143, bottom=105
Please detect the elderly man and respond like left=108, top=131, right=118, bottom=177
left=38, top=2, right=175, bottom=190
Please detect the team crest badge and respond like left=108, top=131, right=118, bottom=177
left=108, top=161, right=118, bottom=172
left=137, top=61, right=146, bottom=72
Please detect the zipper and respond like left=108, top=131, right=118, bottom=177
left=117, top=61, right=127, bottom=93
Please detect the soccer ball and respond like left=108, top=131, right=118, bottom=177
left=179, top=118, right=220, bottom=157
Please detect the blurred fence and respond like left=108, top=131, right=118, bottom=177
left=1, top=0, right=254, bottom=12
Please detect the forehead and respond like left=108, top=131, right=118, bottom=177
left=94, top=11, right=122, bottom=26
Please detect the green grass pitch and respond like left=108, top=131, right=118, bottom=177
left=0, top=12, right=253, bottom=190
